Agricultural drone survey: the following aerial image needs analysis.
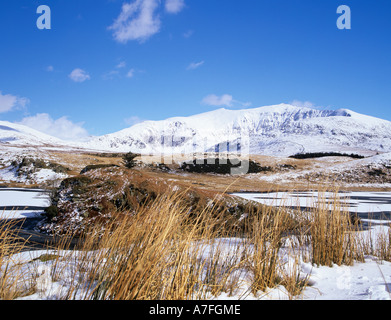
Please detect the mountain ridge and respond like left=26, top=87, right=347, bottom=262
left=80, top=104, right=391, bottom=156
left=1, top=104, right=391, bottom=157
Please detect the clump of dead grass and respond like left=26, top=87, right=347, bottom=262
left=309, top=192, right=364, bottom=267
left=0, top=217, right=34, bottom=299
left=1, top=187, right=390, bottom=300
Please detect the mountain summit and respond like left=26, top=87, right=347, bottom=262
left=2, top=104, right=391, bottom=156
left=81, top=104, right=391, bottom=156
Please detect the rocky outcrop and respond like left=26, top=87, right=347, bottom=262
left=38, top=166, right=261, bottom=236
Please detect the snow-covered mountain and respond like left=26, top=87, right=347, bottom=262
left=2, top=104, right=391, bottom=157
left=0, top=120, right=66, bottom=147
left=79, top=104, right=391, bottom=156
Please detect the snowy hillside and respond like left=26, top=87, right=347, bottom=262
left=79, top=104, right=391, bottom=156
left=0, top=120, right=66, bottom=147
left=2, top=104, right=391, bottom=157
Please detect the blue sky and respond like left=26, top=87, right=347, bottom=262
left=0, top=0, right=390, bottom=139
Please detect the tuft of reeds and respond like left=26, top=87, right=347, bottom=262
left=358, top=221, right=391, bottom=263
left=68, top=191, right=249, bottom=300
left=244, top=207, right=284, bottom=294
left=308, top=191, right=363, bottom=267
left=1, top=188, right=390, bottom=300
left=0, top=216, right=34, bottom=299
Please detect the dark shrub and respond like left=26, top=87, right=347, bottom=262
left=180, top=158, right=272, bottom=175
left=60, top=176, right=93, bottom=195
left=45, top=205, right=59, bottom=221
left=122, top=152, right=140, bottom=169
left=368, top=169, right=385, bottom=176
left=47, top=163, right=70, bottom=174
left=289, top=152, right=365, bottom=160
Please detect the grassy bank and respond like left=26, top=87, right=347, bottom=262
left=0, top=190, right=390, bottom=300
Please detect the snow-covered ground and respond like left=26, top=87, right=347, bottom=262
left=218, top=234, right=391, bottom=300
left=234, top=191, right=391, bottom=224
left=0, top=146, right=69, bottom=186
left=4, top=230, right=391, bottom=301
left=0, top=166, right=67, bottom=186
left=1, top=188, right=390, bottom=300
left=0, top=188, right=49, bottom=219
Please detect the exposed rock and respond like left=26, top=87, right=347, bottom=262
left=38, top=166, right=262, bottom=236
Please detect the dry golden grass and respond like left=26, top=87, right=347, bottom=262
left=73, top=191, right=250, bottom=300
left=1, top=187, right=390, bottom=300
left=357, top=221, right=391, bottom=262
left=309, top=192, right=364, bottom=267
left=45, top=151, right=125, bottom=175
left=0, top=218, right=34, bottom=299
left=3, top=148, right=390, bottom=192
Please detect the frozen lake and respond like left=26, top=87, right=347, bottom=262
left=0, top=187, right=50, bottom=219
left=233, top=191, right=391, bottom=224
left=1, top=188, right=391, bottom=225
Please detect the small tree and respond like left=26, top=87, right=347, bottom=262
left=122, top=152, right=139, bottom=169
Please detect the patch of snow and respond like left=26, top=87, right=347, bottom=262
left=31, top=169, right=67, bottom=184
left=0, top=188, right=50, bottom=219
left=302, top=257, right=391, bottom=300
left=6, top=235, right=391, bottom=300
left=2, top=188, right=391, bottom=300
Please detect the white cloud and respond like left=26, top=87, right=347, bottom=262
left=109, top=0, right=161, bottom=43
left=290, top=100, right=316, bottom=109
left=103, top=62, right=137, bottom=80
left=102, top=70, right=120, bottom=80
left=0, top=91, right=29, bottom=113
left=69, top=68, right=91, bottom=83
left=290, top=100, right=326, bottom=110
left=165, top=0, right=185, bottom=14
left=126, top=68, right=135, bottom=78
left=124, top=116, right=144, bottom=126
left=183, top=30, right=193, bottom=38
left=187, top=61, right=204, bottom=70
left=201, top=94, right=252, bottom=109
left=201, top=94, right=234, bottom=107
left=46, top=65, right=54, bottom=72
left=18, top=113, right=89, bottom=141
left=116, top=61, right=127, bottom=69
